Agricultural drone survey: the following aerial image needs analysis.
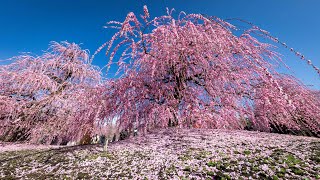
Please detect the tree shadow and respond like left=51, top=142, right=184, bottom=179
left=0, top=144, right=102, bottom=164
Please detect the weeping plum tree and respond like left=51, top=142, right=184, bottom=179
left=0, top=6, right=319, bottom=144
left=99, top=6, right=320, bottom=136
left=0, top=42, right=105, bottom=143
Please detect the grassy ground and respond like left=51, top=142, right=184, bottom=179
left=0, top=128, right=319, bottom=179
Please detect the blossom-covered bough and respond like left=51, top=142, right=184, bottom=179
left=99, top=6, right=319, bottom=136
left=0, top=42, right=105, bottom=144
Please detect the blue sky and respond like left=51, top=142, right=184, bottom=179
left=0, top=0, right=319, bottom=89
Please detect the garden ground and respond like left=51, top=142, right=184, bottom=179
left=0, top=128, right=319, bottom=179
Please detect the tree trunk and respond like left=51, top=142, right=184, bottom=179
left=103, top=139, right=109, bottom=152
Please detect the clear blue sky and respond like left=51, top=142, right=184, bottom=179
left=0, top=0, right=319, bottom=89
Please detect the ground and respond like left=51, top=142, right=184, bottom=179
left=0, top=128, right=319, bottom=180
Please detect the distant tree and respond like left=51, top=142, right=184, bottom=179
left=0, top=42, right=104, bottom=143
left=98, top=6, right=319, bottom=135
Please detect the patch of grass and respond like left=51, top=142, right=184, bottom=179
left=205, top=160, right=226, bottom=170
left=183, top=166, right=191, bottom=172
left=213, top=172, right=232, bottom=180
left=272, top=149, right=286, bottom=157
left=233, top=150, right=240, bottom=154
left=276, top=167, right=286, bottom=178
left=243, top=150, right=251, bottom=155
left=165, top=164, right=176, bottom=175
left=86, top=154, right=99, bottom=160
left=263, top=157, right=272, bottom=164
left=217, top=164, right=226, bottom=170
left=257, top=172, right=268, bottom=179
left=285, top=154, right=301, bottom=165
left=25, top=170, right=55, bottom=179
left=279, top=167, right=286, bottom=173
left=277, top=172, right=285, bottom=178
left=206, top=161, right=217, bottom=167
left=178, top=154, right=191, bottom=161
left=223, top=174, right=231, bottom=180
left=100, top=152, right=116, bottom=159
left=207, top=171, right=215, bottom=176
left=252, top=166, right=259, bottom=172
left=178, top=150, right=192, bottom=161
left=310, top=153, right=320, bottom=163
left=77, top=172, right=90, bottom=179
left=194, top=150, right=210, bottom=160
left=290, top=166, right=304, bottom=175
left=3, top=175, right=16, bottom=180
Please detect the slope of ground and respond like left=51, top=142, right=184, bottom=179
left=0, top=128, right=319, bottom=179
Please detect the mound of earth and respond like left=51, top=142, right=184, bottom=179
left=0, top=128, right=319, bottom=179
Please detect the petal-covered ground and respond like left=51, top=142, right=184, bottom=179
left=0, top=128, right=319, bottom=179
